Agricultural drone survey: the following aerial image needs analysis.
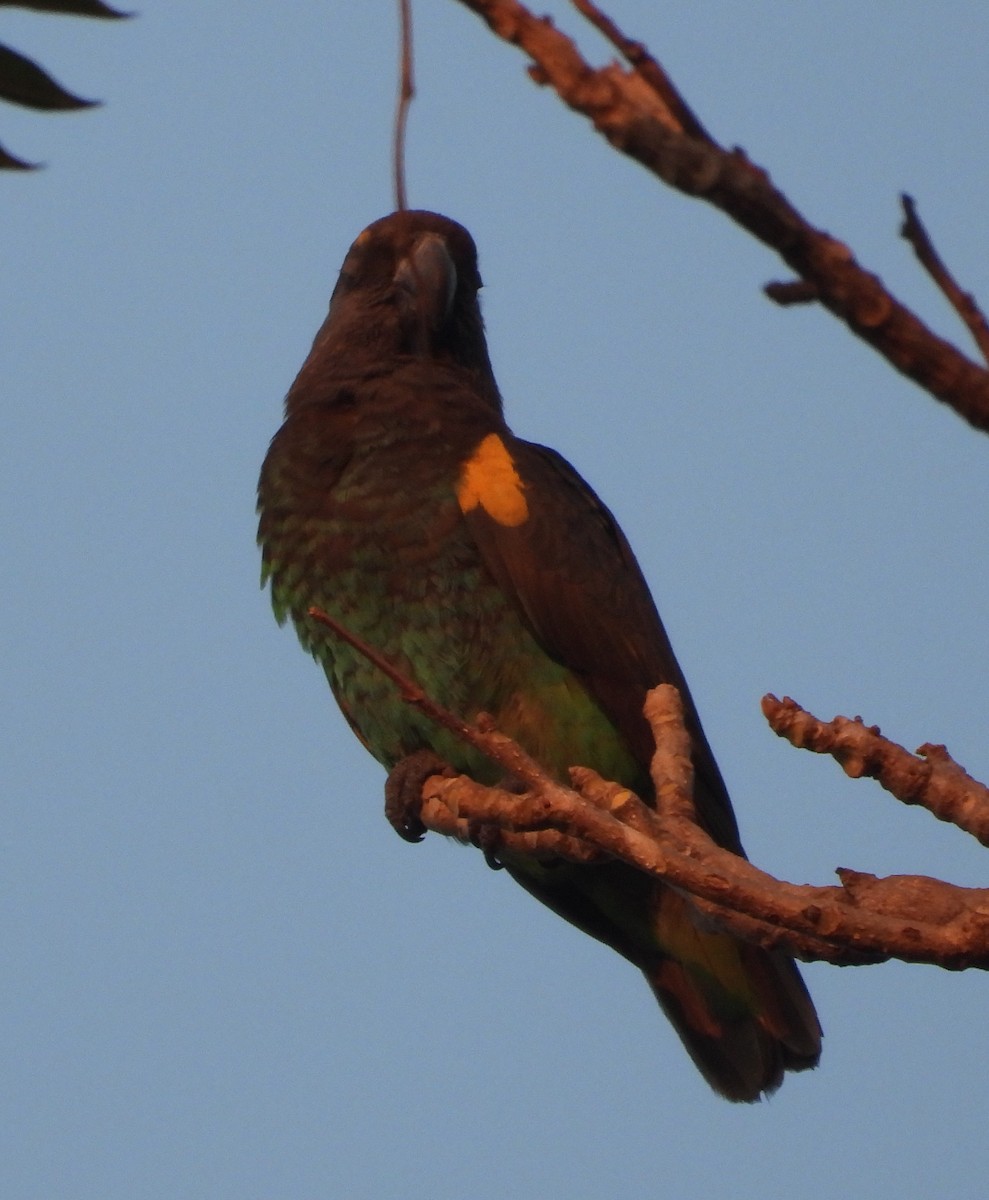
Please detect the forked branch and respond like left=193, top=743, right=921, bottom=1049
left=450, top=0, right=989, bottom=432
left=309, top=605, right=989, bottom=971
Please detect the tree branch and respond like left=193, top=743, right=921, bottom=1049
left=422, top=684, right=989, bottom=970
left=762, top=694, right=989, bottom=849
left=451, top=0, right=989, bottom=433
left=310, top=606, right=989, bottom=972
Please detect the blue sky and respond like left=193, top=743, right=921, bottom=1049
left=4, top=3, right=989, bottom=1197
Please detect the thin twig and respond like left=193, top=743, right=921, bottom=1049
left=393, top=0, right=415, bottom=211
left=570, top=0, right=711, bottom=141
left=308, top=605, right=576, bottom=795
left=900, top=193, right=989, bottom=365
left=764, top=279, right=821, bottom=306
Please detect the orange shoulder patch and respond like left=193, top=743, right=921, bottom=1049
left=456, top=433, right=529, bottom=527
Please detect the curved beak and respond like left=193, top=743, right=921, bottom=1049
left=393, top=232, right=458, bottom=334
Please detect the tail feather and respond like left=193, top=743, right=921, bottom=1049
left=648, top=893, right=822, bottom=1102
left=500, top=855, right=821, bottom=1100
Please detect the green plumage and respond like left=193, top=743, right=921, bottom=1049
left=257, top=210, right=822, bottom=1100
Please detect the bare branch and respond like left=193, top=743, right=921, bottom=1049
left=422, top=685, right=989, bottom=969
left=569, top=0, right=711, bottom=141
left=451, top=0, right=989, bottom=433
left=644, top=684, right=697, bottom=824
left=900, top=193, right=989, bottom=366
left=763, top=694, right=989, bottom=848
left=309, top=607, right=989, bottom=970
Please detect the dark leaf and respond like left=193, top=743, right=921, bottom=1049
left=0, top=136, right=39, bottom=168
left=0, top=1, right=129, bottom=16
left=0, top=42, right=98, bottom=109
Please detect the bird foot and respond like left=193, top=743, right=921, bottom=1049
left=468, top=821, right=505, bottom=870
left=466, top=772, right=530, bottom=868
left=384, top=749, right=454, bottom=843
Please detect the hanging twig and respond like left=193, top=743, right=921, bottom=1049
left=393, top=0, right=415, bottom=211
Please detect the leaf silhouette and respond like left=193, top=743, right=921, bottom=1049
left=0, top=2, right=129, bottom=168
left=0, top=2, right=128, bottom=16
left=0, top=43, right=98, bottom=109
left=0, top=136, right=36, bottom=168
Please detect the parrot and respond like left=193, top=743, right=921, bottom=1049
left=257, top=209, right=821, bottom=1100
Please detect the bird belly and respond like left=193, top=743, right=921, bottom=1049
left=300, top=500, right=639, bottom=793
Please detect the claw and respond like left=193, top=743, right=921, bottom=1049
left=468, top=820, right=504, bottom=870
left=384, top=749, right=452, bottom=843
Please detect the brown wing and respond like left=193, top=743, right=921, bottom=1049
left=461, top=436, right=745, bottom=855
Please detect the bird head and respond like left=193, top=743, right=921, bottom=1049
left=293, top=211, right=497, bottom=394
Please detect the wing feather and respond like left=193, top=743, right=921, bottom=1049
left=462, top=437, right=744, bottom=853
